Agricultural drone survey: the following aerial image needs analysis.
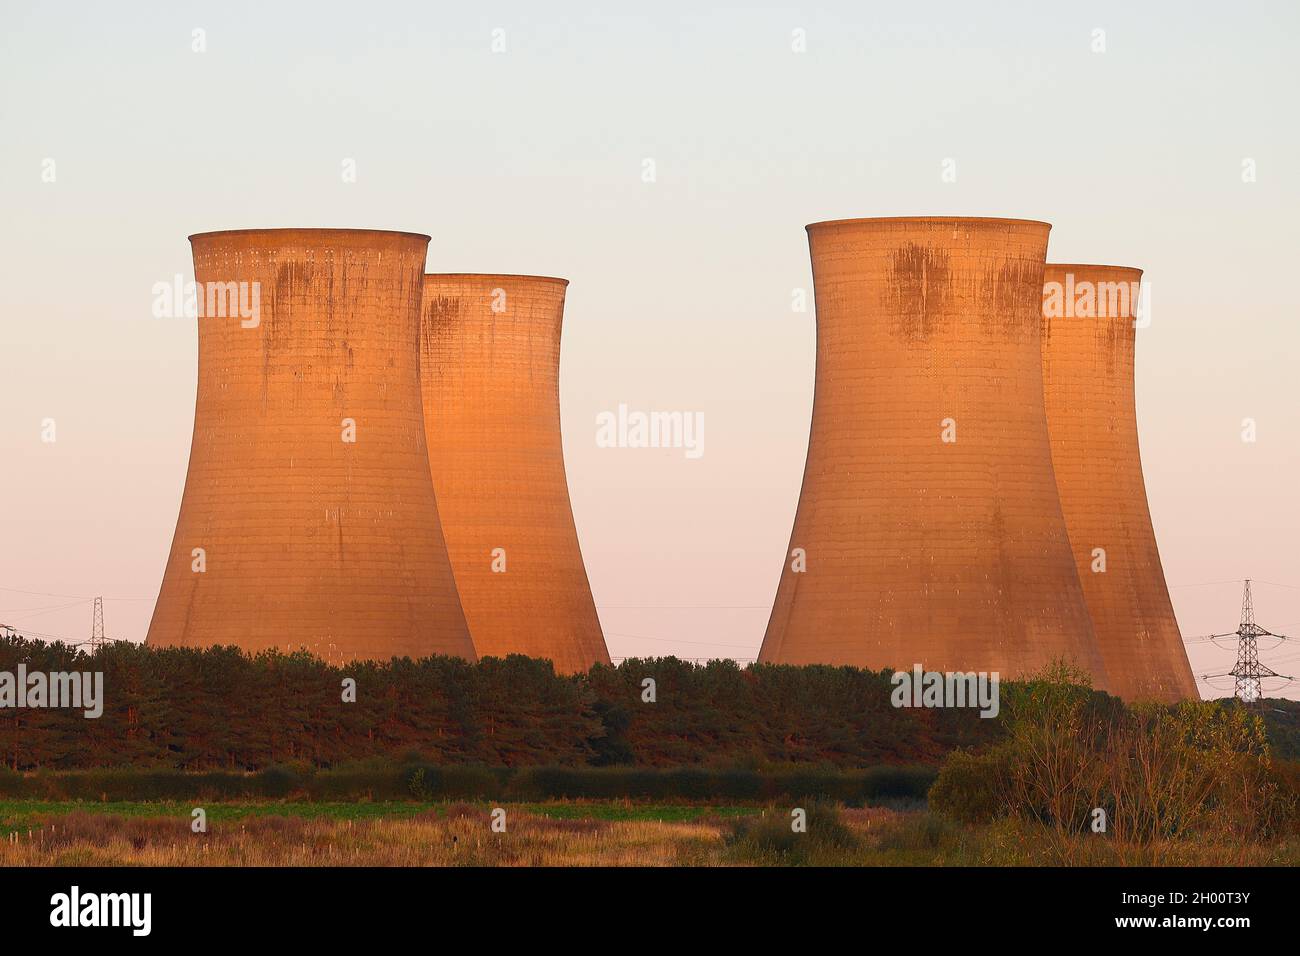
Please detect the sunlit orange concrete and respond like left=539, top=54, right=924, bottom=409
left=1041, top=264, right=1196, bottom=701
left=760, top=217, right=1107, bottom=687
left=147, top=229, right=475, bottom=663
left=420, top=274, right=609, bottom=673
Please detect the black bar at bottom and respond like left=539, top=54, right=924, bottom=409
left=0, top=866, right=1279, bottom=941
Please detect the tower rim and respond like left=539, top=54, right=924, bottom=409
left=1046, top=262, right=1144, bottom=276
left=188, top=227, right=432, bottom=243
left=423, top=273, right=570, bottom=287
left=806, top=215, right=1051, bottom=232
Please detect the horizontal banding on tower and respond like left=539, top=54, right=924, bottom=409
left=146, top=228, right=474, bottom=663
left=420, top=273, right=609, bottom=674
left=761, top=217, right=1108, bottom=688
left=1041, top=262, right=1196, bottom=701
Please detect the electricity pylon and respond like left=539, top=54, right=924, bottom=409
left=1202, top=580, right=1291, bottom=702
left=90, top=596, right=106, bottom=654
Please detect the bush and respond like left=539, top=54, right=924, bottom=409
left=257, top=765, right=306, bottom=798
left=928, top=750, right=1006, bottom=824
left=861, top=765, right=937, bottom=801
left=0, top=766, right=23, bottom=797
left=0, top=763, right=941, bottom=805
left=928, top=663, right=1296, bottom=844
left=726, top=801, right=859, bottom=864
left=876, top=812, right=961, bottom=853
left=405, top=765, right=504, bottom=800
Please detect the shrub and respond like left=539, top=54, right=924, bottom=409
left=860, top=765, right=936, bottom=801
left=0, top=767, right=24, bottom=797
left=876, top=812, right=961, bottom=853
left=928, top=750, right=1006, bottom=824
left=257, top=765, right=306, bottom=798
left=726, top=801, right=859, bottom=864
left=928, top=662, right=1296, bottom=844
left=405, top=764, right=504, bottom=800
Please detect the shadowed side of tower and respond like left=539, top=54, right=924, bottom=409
left=760, top=217, right=1107, bottom=688
left=146, top=228, right=475, bottom=663
left=420, top=274, right=609, bottom=674
left=1041, top=264, right=1196, bottom=701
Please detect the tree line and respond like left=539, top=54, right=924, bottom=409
left=0, top=635, right=998, bottom=771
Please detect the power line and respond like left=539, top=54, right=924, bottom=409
left=0, top=601, right=94, bottom=614
left=0, top=623, right=93, bottom=646
left=1169, top=578, right=1300, bottom=592
left=0, top=586, right=151, bottom=601
left=0, top=598, right=92, bottom=623
left=604, top=630, right=760, bottom=650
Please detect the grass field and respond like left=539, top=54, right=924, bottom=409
left=3, top=798, right=1296, bottom=866
left=0, top=798, right=760, bottom=832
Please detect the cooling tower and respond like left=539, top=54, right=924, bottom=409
left=419, top=274, right=609, bottom=673
left=147, top=229, right=475, bottom=663
left=1041, top=264, right=1196, bottom=701
left=760, top=217, right=1108, bottom=687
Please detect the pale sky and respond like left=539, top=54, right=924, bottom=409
left=1, top=1, right=1297, bottom=698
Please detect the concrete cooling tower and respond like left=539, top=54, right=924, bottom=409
left=420, top=274, right=609, bottom=674
left=1041, top=264, right=1196, bottom=701
left=147, top=229, right=475, bottom=663
left=760, top=217, right=1108, bottom=688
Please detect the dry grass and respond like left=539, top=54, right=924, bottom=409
left=2, top=803, right=1295, bottom=867
left=0, top=808, right=727, bottom=867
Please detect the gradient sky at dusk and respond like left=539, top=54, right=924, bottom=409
left=2, top=1, right=1297, bottom=697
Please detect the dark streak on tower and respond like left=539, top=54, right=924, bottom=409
left=761, top=217, right=1107, bottom=687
